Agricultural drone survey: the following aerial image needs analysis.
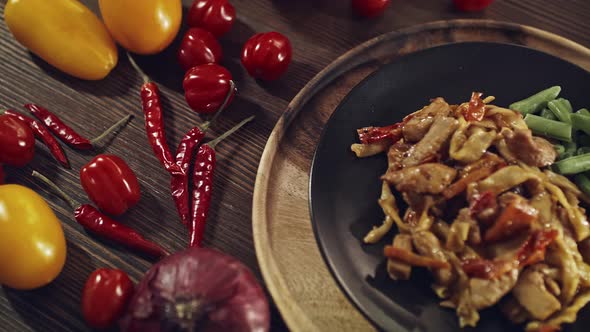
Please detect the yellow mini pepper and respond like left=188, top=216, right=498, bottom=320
left=99, top=0, right=182, bottom=55
left=4, top=0, right=118, bottom=80
left=0, top=185, right=67, bottom=290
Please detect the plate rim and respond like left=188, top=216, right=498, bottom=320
left=252, top=19, right=590, bottom=332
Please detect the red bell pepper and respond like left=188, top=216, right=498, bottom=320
left=80, top=154, right=141, bottom=216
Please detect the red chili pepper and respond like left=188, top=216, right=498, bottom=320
left=189, top=116, right=255, bottom=247
left=75, top=205, right=167, bottom=257
left=357, top=122, right=403, bottom=144
left=32, top=171, right=168, bottom=258
left=463, top=92, right=486, bottom=121
left=171, top=81, right=234, bottom=227
left=80, top=155, right=141, bottom=216
left=172, top=127, right=205, bottom=226
left=25, top=104, right=132, bottom=150
left=82, top=268, right=134, bottom=329
left=128, top=54, right=182, bottom=175
left=4, top=110, right=69, bottom=168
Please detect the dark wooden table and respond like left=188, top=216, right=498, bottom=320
left=1, top=0, right=590, bottom=331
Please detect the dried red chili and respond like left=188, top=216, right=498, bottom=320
left=189, top=116, right=255, bottom=248
left=357, top=122, right=402, bottom=144
left=171, top=81, right=235, bottom=227
left=25, top=104, right=132, bottom=150
left=4, top=110, right=69, bottom=168
left=461, top=229, right=558, bottom=279
left=469, top=190, right=496, bottom=217
left=128, top=54, right=182, bottom=175
left=463, top=92, right=486, bottom=121
left=32, top=171, right=168, bottom=258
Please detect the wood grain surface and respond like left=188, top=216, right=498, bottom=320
left=0, top=1, right=590, bottom=331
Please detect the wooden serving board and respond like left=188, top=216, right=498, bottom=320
left=252, top=19, right=590, bottom=331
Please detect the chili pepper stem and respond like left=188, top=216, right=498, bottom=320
left=91, top=114, right=134, bottom=149
left=31, top=170, right=79, bottom=210
left=200, top=80, right=237, bottom=132
left=126, top=52, right=150, bottom=84
left=208, top=115, right=255, bottom=150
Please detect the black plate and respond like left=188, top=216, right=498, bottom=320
left=309, top=42, right=590, bottom=332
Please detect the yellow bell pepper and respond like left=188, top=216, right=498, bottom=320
left=0, top=184, right=67, bottom=290
left=4, top=0, right=118, bottom=80
left=99, top=0, right=182, bottom=55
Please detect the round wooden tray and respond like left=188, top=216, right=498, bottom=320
left=252, top=19, right=590, bottom=331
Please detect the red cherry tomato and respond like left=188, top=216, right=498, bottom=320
left=453, top=0, right=494, bottom=11
left=82, top=268, right=134, bottom=329
left=177, top=27, right=223, bottom=71
left=351, top=0, right=391, bottom=18
left=80, top=154, right=141, bottom=216
left=241, top=31, right=292, bottom=81
left=187, top=0, right=236, bottom=38
left=183, top=63, right=235, bottom=114
left=0, top=114, right=35, bottom=167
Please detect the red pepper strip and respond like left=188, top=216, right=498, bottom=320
left=469, top=190, right=497, bottom=217
left=461, top=258, right=515, bottom=279
left=537, top=325, right=560, bottom=332
left=443, top=167, right=494, bottom=199
left=357, top=122, right=403, bottom=144
left=384, top=246, right=451, bottom=269
left=4, top=110, right=69, bottom=168
left=25, top=104, right=132, bottom=150
left=189, top=116, right=255, bottom=248
left=140, top=82, right=182, bottom=174
left=463, top=92, right=486, bottom=121
left=484, top=200, right=538, bottom=243
left=172, top=127, right=205, bottom=226
left=516, top=229, right=558, bottom=267
left=74, top=204, right=168, bottom=258
left=461, top=229, right=558, bottom=279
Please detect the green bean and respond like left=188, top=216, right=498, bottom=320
left=510, top=86, right=561, bottom=114
left=579, top=133, right=590, bottom=147
left=554, top=144, right=566, bottom=156
left=577, top=108, right=590, bottom=116
left=570, top=113, right=590, bottom=136
left=548, top=98, right=573, bottom=124
left=578, top=147, right=590, bottom=155
left=524, top=114, right=572, bottom=142
left=574, top=173, right=590, bottom=196
left=553, top=153, right=590, bottom=174
left=540, top=108, right=558, bottom=120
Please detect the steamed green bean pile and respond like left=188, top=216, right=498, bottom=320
left=512, top=86, right=590, bottom=195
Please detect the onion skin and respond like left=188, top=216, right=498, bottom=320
left=120, top=247, right=270, bottom=332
